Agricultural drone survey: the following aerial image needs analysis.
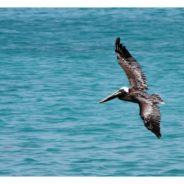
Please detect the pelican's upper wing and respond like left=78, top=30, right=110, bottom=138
left=115, top=37, right=148, bottom=90
left=138, top=98, right=161, bottom=138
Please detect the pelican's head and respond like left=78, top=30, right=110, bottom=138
left=119, top=86, right=129, bottom=93
left=99, top=86, right=129, bottom=103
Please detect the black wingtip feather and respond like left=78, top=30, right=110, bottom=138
left=151, top=127, right=161, bottom=139
left=115, top=37, right=121, bottom=53
left=156, top=133, right=161, bottom=139
left=115, top=37, right=121, bottom=46
left=115, top=37, right=132, bottom=59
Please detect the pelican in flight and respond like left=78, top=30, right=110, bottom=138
left=99, top=37, right=164, bottom=138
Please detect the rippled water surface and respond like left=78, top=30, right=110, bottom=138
left=0, top=8, right=184, bottom=176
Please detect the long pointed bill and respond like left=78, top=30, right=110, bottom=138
left=99, top=90, right=121, bottom=103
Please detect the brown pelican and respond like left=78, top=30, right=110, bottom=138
left=99, top=37, right=164, bottom=138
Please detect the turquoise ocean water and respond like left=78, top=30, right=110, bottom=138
left=0, top=8, right=184, bottom=176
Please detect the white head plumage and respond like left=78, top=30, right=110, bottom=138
left=120, top=86, right=129, bottom=93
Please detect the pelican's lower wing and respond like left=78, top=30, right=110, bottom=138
left=139, top=102, right=161, bottom=138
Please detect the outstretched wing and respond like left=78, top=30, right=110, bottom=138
left=115, top=37, right=148, bottom=91
left=139, top=100, right=161, bottom=138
